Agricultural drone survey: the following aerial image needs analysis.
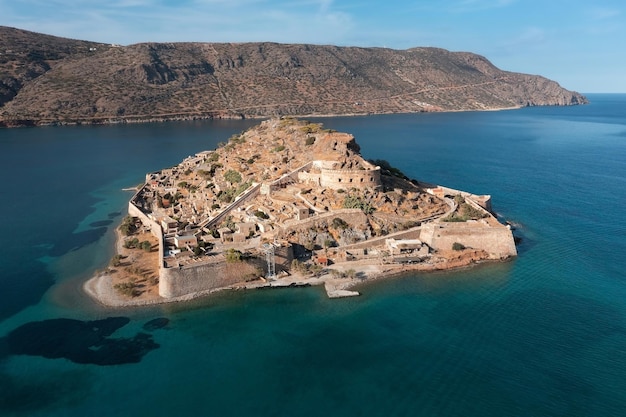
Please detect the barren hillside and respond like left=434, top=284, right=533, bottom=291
left=0, top=26, right=587, bottom=127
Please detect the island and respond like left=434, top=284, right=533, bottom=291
left=85, top=118, right=517, bottom=306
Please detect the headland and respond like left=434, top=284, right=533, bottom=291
left=84, top=118, right=517, bottom=307
left=1, top=26, right=586, bottom=128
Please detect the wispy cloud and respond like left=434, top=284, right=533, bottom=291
left=491, top=26, right=549, bottom=59
left=588, top=7, right=621, bottom=20
left=583, top=6, right=622, bottom=35
left=0, top=0, right=355, bottom=44
left=451, top=0, right=517, bottom=12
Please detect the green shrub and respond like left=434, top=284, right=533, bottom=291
left=224, top=169, right=242, bottom=184
left=443, top=202, right=488, bottom=222
left=343, top=195, right=375, bottom=214
left=114, top=280, right=141, bottom=297
left=300, top=123, right=321, bottom=134
left=225, top=248, right=243, bottom=263
left=291, top=259, right=307, bottom=273
left=111, top=254, right=124, bottom=267
left=119, top=215, right=137, bottom=236
left=124, top=237, right=140, bottom=249
left=332, top=217, right=348, bottom=230
left=452, top=242, right=466, bottom=251
left=197, top=169, right=212, bottom=179
left=228, top=134, right=245, bottom=144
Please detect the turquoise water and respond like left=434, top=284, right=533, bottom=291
left=1, top=95, right=625, bottom=416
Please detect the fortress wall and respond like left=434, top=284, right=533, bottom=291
left=420, top=222, right=516, bottom=259
left=427, top=185, right=492, bottom=212
left=297, top=171, right=321, bottom=186
left=272, top=161, right=313, bottom=185
left=128, top=199, right=165, bottom=267
left=319, top=167, right=381, bottom=190
left=128, top=200, right=159, bottom=239
left=159, top=261, right=232, bottom=298
left=156, top=223, right=164, bottom=268
left=313, top=160, right=336, bottom=170
left=264, top=162, right=315, bottom=193
left=204, top=183, right=261, bottom=229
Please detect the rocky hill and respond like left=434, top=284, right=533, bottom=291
left=0, top=26, right=587, bottom=127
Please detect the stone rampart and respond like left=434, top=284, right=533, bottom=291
left=420, top=222, right=516, bottom=259
left=128, top=189, right=165, bottom=267
left=273, top=161, right=313, bottom=186
left=427, top=185, right=492, bottom=212
left=159, top=261, right=235, bottom=298
left=319, top=166, right=382, bottom=190
left=202, top=183, right=261, bottom=229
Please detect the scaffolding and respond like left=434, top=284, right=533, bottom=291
left=262, top=243, right=276, bottom=280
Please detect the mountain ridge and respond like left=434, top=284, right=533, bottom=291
left=0, top=26, right=587, bottom=127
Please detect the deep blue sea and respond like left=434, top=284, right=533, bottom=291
left=1, top=94, right=625, bottom=416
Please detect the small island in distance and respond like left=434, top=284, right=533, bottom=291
left=85, top=118, right=517, bottom=306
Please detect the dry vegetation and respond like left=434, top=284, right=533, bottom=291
left=0, top=26, right=587, bottom=127
left=108, top=230, right=160, bottom=299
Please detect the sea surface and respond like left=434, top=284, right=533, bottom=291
left=1, top=94, right=625, bottom=416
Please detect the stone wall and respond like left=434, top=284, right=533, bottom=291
left=319, top=166, right=382, bottom=190
left=128, top=191, right=165, bottom=267
left=420, top=222, right=516, bottom=259
left=264, top=162, right=313, bottom=194
left=427, top=185, right=492, bottom=212
left=203, top=183, right=261, bottom=229
left=159, top=261, right=233, bottom=298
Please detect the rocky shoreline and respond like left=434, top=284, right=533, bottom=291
left=83, top=247, right=499, bottom=308
left=1, top=26, right=587, bottom=129
left=2, top=106, right=526, bottom=129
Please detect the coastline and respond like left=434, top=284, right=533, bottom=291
left=1, top=105, right=527, bottom=128
left=82, top=117, right=517, bottom=308
left=83, top=245, right=504, bottom=308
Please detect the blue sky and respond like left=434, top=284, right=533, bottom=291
left=1, top=0, right=624, bottom=92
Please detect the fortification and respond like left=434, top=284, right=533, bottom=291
left=110, top=117, right=516, bottom=302
left=420, top=222, right=517, bottom=259
left=159, top=261, right=231, bottom=298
